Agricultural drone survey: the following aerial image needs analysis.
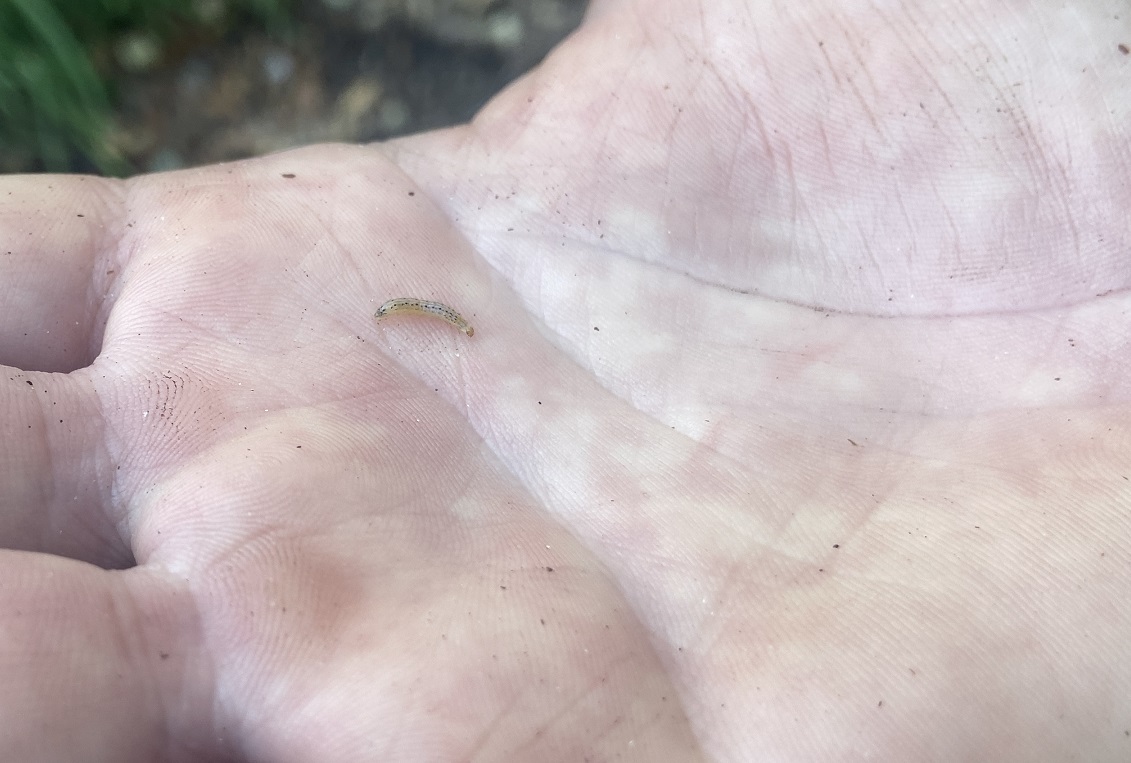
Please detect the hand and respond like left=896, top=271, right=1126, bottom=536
left=2, top=1, right=1128, bottom=760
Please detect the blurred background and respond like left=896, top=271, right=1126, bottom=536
left=0, top=0, right=587, bottom=175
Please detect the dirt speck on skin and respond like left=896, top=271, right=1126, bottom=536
left=79, top=0, right=588, bottom=174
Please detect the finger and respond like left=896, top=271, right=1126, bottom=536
left=0, top=370, right=130, bottom=568
left=0, top=553, right=218, bottom=762
left=0, top=174, right=123, bottom=372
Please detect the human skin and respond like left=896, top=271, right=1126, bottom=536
left=2, top=0, right=1130, bottom=760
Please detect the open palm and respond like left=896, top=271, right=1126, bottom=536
left=3, top=1, right=1130, bottom=760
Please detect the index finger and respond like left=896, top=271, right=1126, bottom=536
left=0, top=174, right=123, bottom=372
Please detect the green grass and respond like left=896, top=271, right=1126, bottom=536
left=0, top=0, right=291, bottom=175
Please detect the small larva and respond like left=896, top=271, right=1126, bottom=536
left=374, top=298, right=474, bottom=337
